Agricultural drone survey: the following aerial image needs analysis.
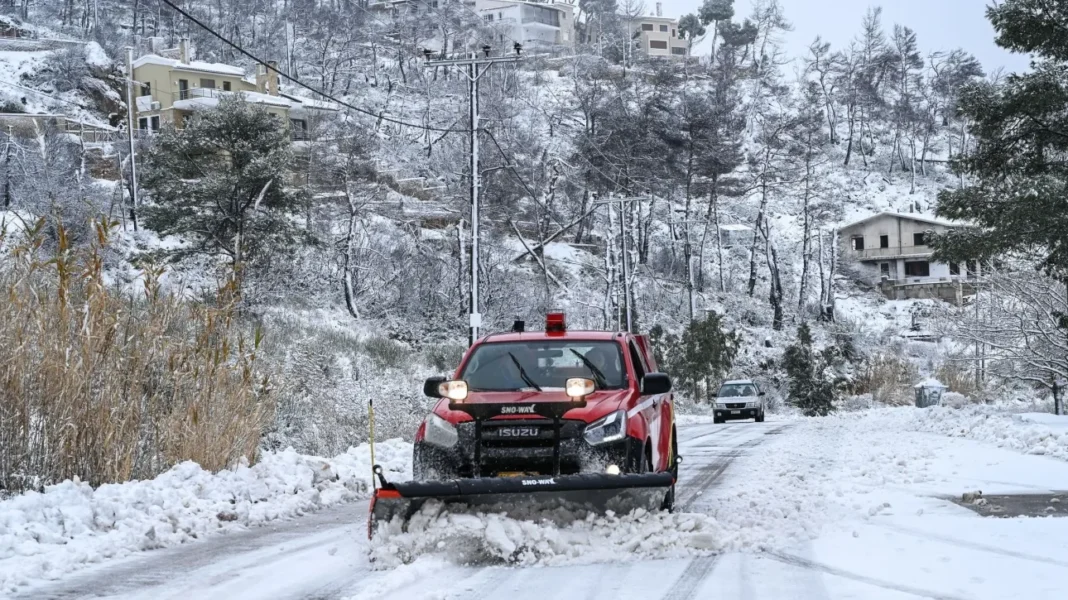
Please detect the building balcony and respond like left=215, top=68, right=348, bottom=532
left=848, top=245, right=932, bottom=261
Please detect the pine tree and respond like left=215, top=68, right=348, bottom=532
left=141, top=97, right=306, bottom=294
left=677, top=312, right=741, bottom=402
left=782, top=323, right=837, bottom=416
left=934, top=0, right=1068, bottom=281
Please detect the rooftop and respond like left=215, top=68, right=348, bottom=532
left=478, top=330, right=625, bottom=344
left=133, top=54, right=246, bottom=77
left=841, top=211, right=964, bottom=230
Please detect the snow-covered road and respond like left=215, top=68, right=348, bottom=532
left=12, top=417, right=1068, bottom=600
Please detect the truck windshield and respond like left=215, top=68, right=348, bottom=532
left=459, top=341, right=627, bottom=392
left=718, top=383, right=757, bottom=397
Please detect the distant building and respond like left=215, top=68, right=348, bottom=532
left=470, top=0, right=575, bottom=49
left=629, top=13, right=688, bottom=58
left=718, top=224, right=751, bottom=248
left=369, top=0, right=575, bottom=50
left=129, top=39, right=337, bottom=139
left=839, top=212, right=979, bottom=304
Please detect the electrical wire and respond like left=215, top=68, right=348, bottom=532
left=158, top=0, right=473, bottom=134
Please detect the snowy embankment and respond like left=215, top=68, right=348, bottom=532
left=371, top=405, right=1068, bottom=571
left=0, top=440, right=411, bottom=592
left=866, top=405, right=1068, bottom=462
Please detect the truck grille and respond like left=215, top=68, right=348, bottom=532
left=726, top=403, right=746, bottom=409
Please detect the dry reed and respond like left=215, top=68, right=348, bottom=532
left=0, top=219, right=273, bottom=492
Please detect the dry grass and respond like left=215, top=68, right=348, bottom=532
left=854, top=352, right=918, bottom=406
left=935, top=363, right=979, bottom=397
left=0, top=220, right=273, bottom=492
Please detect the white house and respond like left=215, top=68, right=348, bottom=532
left=470, top=0, right=575, bottom=49
left=839, top=212, right=978, bottom=304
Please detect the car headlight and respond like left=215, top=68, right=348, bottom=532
left=715, top=402, right=728, bottom=408
left=583, top=409, right=626, bottom=446
left=423, top=413, right=458, bottom=448
left=747, top=401, right=759, bottom=408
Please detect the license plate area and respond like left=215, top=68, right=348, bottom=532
left=731, top=410, right=741, bottom=414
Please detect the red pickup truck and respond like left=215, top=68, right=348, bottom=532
left=412, top=312, right=678, bottom=505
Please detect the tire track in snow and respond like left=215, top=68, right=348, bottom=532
left=675, top=426, right=787, bottom=511
left=660, top=555, right=720, bottom=600
left=763, top=551, right=971, bottom=600
left=875, top=522, right=1068, bottom=569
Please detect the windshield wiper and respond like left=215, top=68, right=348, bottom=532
left=507, top=352, right=541, bottom=391
left=569, top=349, right=607, bottom=390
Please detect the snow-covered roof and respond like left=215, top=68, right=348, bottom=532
left=841, top=211, right=964, bottom=231
left=719, top=224, right=751, bottom=231
left=722, top=379, right=755, bottom=385
left=280, top=93, right=340, bottom=112
left=133, top=54, right=245, bottom=77
left=914, top=378, right=947, bottom=389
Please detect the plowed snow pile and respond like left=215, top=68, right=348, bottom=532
left=370, top=503, right=723, bottom=567
left=0, top=440, right=411, bottom=592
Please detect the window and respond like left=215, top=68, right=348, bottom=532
left=880, top=235, right=889, bottom=248
left=966, top=260, right=978, bottom=277
left=717, top=383, right=759, bottom=397
left=905, top=261, right=930, bottom=277
left=459, top=341, right=626, bottom=391
left=659, top=24, right=668, bottom=32
left=671, top=47, right=686, bottom=55
left=484, top=14, right=493, bottom=21
left=223, top=81, right=231, bottom=91
left=521, top=5, right=559, bottom=26
left=150, top=116, right=160, bottom=131
left=880, top=263, right=891, bottom=277
left=949, top=262, right=960, bottom=275
left=290, top=118, right=308, bottom=140
left=200, top=78, right=215, bottom=89
left=628, top=342, right=646, bottom=383
left=138, top=117, right=148, bottom=130
left=851, top=236, right=864, bottom=251
left=642, top=23, right=654, bottom=31
left=178, top=79, right=188, bottom=100
left=913, top=232, right=927, bottom=246
left=140, top=82, right=151, bottom=97
left=649, top=40, right=667, bottom=49
left=671, top=28, right=676, bottom=37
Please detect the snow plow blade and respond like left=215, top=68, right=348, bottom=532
left=369, top=472, right=673, bottom=536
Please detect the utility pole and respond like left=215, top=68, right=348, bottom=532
left=424, top=45, right=521, bottom=346
left=124, top=46, right=140, bottom=231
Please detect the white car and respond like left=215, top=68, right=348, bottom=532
left=713, top=379, right=765, bottom=423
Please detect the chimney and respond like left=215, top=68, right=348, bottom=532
left=656, top=2, right=661, bottom=16
left=266, top=60, right=279, bottom=96
left=178, top=37, right=190, bottom=63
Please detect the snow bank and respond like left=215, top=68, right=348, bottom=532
left=0, top=439, right=412, bottom=592
left=857, top=405, right=1068, bottom=462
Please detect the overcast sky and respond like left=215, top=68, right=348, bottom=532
left=653, top=0, right=1031, bottom=75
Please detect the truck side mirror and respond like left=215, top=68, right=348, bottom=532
left=641, top=372, right=672, bottom=395
left=759, top=391, right=766, bottom=396
left=423, top=376, right=447, bottom=398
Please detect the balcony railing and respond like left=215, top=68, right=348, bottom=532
left=848, top=244, right=931, bottom=260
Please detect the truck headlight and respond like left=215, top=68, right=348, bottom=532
left=583, top=409, right=626, bottom=445
left=424, top=413, right=458, bottom=448
left=746, top=401, right=759, bottom=408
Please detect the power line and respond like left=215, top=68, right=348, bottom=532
left=157, top=0, right=472, bottom=134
